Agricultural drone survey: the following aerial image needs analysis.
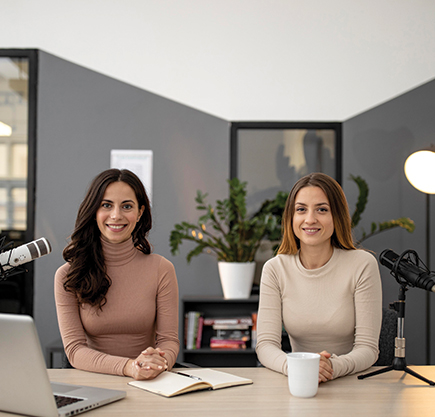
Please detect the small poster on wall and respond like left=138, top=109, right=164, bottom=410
left=110, top=149, right=153, bottom=204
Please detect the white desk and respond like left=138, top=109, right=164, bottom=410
left=2, top=366, right=435, bottom=416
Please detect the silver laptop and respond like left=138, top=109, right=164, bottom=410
left=0, top=313, right=126, bottom=417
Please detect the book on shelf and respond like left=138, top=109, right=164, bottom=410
left=212, top=323, right=250, bottom=330
left=185, top=311, right=203, bottom=350
left=202, top=313, right=258, bottom=349
left=251, top=312, right=257, bottom=349
left=196, top=315, right=204, bottom=349
left=128, top=368, right=253, bottom=398
left=210, top=328, right=251, bottom=349
left=214, top=328, right=251, bottom=341
left=203, top=316, right=253, bottom=326
left=209, top=338, right=247, bottom=349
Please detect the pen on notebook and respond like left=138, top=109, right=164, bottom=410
left=176, top=372, right=202, bottom=381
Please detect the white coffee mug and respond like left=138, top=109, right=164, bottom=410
left=287, top=352, right=320, bottom=398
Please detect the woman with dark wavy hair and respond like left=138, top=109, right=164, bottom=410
left=55, top=169, right=179, bottom=380
left=256, top=172, right=382, bottom=383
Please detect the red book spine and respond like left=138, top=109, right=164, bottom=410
left=196, top=316, right=204, bottom=349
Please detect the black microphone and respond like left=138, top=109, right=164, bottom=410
left=380, top=249, right=435, bottom=293
left=0, top=238, right=52, bottom=279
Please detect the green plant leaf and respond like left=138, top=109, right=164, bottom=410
left=186, top=244, right=208, bottom=263
left=350, top=175, right=369, bottom=228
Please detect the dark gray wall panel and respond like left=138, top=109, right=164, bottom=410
left=343, top=78, right=435, bottom=365
left=34, top=51, right=229, bottom=362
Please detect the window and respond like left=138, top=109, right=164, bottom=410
left=0, top=56, right=30, bottom=231
left=0, top=49, right=37, bottom=315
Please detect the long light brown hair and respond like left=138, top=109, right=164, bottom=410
left=278, top=172, right=356, bottom=255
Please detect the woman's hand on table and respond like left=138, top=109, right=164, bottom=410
left=124, top=347, right=168, bottom=380
left=318, top=350, right=333, bottom=383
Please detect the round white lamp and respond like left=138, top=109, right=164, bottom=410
left=404, top=147, right=435, bottom=194
left=404, top=145, right=435, bottom=364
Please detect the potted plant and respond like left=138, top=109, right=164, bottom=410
left=169, top=178, right=278, bottom=298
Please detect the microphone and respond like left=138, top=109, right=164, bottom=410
left=0, top=238, right=52, bottom=278
left=380, top=249, right=435, bottom=293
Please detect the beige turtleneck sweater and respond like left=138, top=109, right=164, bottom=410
left=55, top=238, right=179, bottom=376
left=256, top=248, right=382, bottom=379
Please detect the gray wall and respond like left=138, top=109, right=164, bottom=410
left=34, top=51, right=229, bottom=363
left=343, top=78, right=435, bottom=364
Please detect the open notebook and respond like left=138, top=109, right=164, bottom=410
left=0, top=313, right=126, bottom=417
left=129, top=368, right=253, bottom=397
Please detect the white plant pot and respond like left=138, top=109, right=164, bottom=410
left=218, top=261, right=256, bottom=299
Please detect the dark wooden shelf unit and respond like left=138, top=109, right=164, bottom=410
left=182, top=296, right=259, bottom=367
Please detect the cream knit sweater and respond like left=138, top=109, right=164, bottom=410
left=256, top=248, right=382, bottom=379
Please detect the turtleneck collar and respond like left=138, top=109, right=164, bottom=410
left=101, top=237, right=138, bottom=267
left=295, top=247, right=338, bottom=277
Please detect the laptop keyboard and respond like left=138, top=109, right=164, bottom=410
left=54, top=394, right=84, bottom=409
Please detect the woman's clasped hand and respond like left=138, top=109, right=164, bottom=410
left=318, top=351, right=333, bottom=383
left=124, top=347, right=169, bottom=380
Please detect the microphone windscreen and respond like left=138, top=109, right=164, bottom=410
left=379, top=249, right=399, bottom=271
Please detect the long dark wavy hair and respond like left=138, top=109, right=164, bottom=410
left=62, top=169, right=152, bottom=309
left=278, top=172, right=356, bottom=255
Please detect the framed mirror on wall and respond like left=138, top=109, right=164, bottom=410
left=0, top=49, right=38, bottom=315
left=231, top=121, right=342, bottom=213
left=230, top=121, right=342, bottom=290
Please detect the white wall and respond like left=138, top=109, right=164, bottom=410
left=2, top=0, right=435, bottom=121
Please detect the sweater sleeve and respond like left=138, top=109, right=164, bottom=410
left=329, top=254, right=382, bottom=378
left=54, top=264, right=129, bottom=376
left=255, top=260, right=288, bottom=375
left=154, top=257, right=180, bottom=370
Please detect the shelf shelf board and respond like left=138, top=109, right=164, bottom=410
left=183, top=295, right=259, bottom=303
left=183, top=348, right=256, bottom=354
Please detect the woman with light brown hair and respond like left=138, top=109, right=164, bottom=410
left=256, top=172, right=382, bottom=382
